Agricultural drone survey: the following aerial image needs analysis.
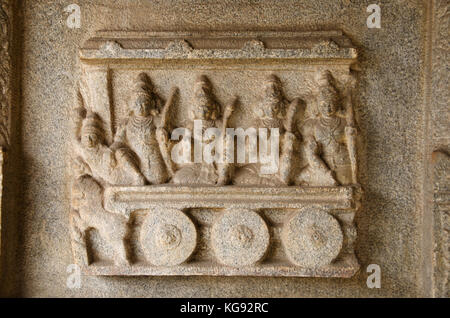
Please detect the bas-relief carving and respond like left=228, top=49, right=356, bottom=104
left=70, top=31, right=361, bottom=277
left=111, top=73, right=174, bottom=185
left=71, top=175, right=130, bottom=266
left=296, top=71, right=357, bottom=187
left=172, top=74, right=234, bottom=186
left=233, top=74, right=300, bottom=186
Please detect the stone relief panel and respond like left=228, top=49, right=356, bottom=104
left=70, top=31, right=361, bottom=277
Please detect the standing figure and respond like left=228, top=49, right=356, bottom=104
left=233, top=75, right=300, bottom=186
left=111, top=73, right=176, bottom=185
left=72, top=107, right=145, bottom=186
left=172, top=75, right=234, bottom=185
left=295, top=70, right=356, bottom=186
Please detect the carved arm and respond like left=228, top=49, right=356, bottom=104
left=304, top=136, right=330, bottom=173
left=110, top=124, right=127, bottom=151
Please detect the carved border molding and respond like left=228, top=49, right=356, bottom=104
left=105, top=185, right=358, bottom=215
left=80, top=30, right=357, bottom=61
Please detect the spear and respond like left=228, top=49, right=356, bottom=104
left=158, top=87, right=178, bottom=178
left=280, top=98, right=302, bottom=184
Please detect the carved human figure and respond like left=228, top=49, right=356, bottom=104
left=172, top=75, right=234, bottom=185
left=72, top=107, right=145, bottom=186
left=233, top=74, right=300, bottom=186
left=70, top=175, right=130, bottom=265
left=111, top=73, right=176, bottom=184
left=295, top=70, right=356, bottom=186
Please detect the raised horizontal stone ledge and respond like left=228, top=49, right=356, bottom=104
left=83, top=256, right=360, bottom=278
left=105, top=185, right=358, bottom=215
left=80, top=30, right=357, bottom=61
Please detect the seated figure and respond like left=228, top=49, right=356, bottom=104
left=111, top=73, right=175, bottom=185
left=295, top=71, right=355, bottom=186
left=172, top=75, right=234, bottom=185
left=233, top=75, right=300, bottom=186
left=72, top=107, right=146, bottom=186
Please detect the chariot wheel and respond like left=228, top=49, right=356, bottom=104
left=212, top=209, right=270, bottom=267
left=282, top=209, right=343, bottom=268
left=140, top=209, right=197, bottom=266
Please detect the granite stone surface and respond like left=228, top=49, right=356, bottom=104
left=0, top=0, right=447, bottom=297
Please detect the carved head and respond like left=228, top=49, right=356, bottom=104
left=191, top=75, right=220, bottom=121
left=71, top=175, right=103, bottom=210
left=130, top=73, right=158, bottom=117
left=81, top=111, right=104, bottom=149
left=316, top=71, right=341, bottom=118
left=256, top=75, right=284, bottom=119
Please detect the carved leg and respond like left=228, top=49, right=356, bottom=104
left=111, top=237, right=130, bottom=266
left=69, top=211, right=90, bottom=265
left=279, top=132, right=296, bottom=185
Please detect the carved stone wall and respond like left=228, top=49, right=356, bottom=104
left=0, top=0, right=447, bottom=297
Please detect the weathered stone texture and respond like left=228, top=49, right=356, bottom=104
left=0, top=0, right=447, bottom=297
left=432, top=151, right=450, bottom=298
left=428, top=0, right=450, bottom=298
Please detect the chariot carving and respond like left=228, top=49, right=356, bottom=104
left=70, top=31, right=360, bottom=277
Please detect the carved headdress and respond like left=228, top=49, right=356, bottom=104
left=266, top=74, right=282, bottom=89
left=192, top=75, right=221, bottom=120
left=130, top=72, right=160, bottom=115
left=255, top=74, right=285, bottom=119
left=316, top=71, right=341, bottom=103
left=133, top=73, right=154, bottom=99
